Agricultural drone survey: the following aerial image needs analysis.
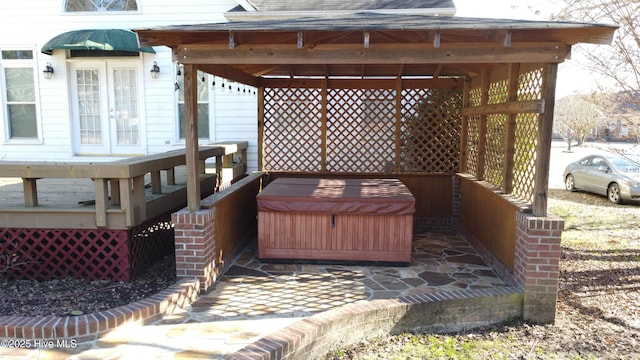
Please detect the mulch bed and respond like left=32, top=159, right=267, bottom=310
left=0, top=255, right=176, bottom=317
left=2, top=189, right=638, bottom=359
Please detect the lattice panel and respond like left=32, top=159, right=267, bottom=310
left=484, top=114, right=507, bottom=187
left=1, top=228, right=130, bottom=281
left=488, top=79, right=509, bottom=104
left=400, top=88, right=462, bottom=173
left=263, top=86, right=462, bottom=175
left=468, top=87, right=483, bottom=107
left=518, top=68, right=543, bottom=101
left=326, top=88, right=397, bottom=172
left=513, top=112, right=539, bottom=202
left=465, top=116, right=480, bottom=176
left=263, top=87, right=323, bottom=171
left=128, top=213, right=175, bottom=279
left=1, top=214, right=176, bottom=281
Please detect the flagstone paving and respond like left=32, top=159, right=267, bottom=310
left=0, top=230, right=510, bottom=359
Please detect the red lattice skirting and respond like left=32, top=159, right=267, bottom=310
left=1, top=214, right=175, bottom=281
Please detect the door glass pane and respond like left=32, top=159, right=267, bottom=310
left=113, top=68, right=139, bottom=145
left=76, top=69, right=103, bottom=144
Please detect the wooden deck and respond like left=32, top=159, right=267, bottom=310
left=0, top=142, right=248, bottom=230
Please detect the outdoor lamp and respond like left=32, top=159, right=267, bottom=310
left=150, top=61, right=160, bottom=79
left=43, top=62, right=54, bottom=79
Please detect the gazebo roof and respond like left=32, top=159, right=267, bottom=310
left=135, top=14, right=616, bottom=82
left=134, top=13, right=617, bottom=213
left=239, top=0, right=455, bottom=12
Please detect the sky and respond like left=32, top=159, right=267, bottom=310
left=453, top=0, right=603, bottom=99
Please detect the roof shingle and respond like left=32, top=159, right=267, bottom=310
left=244, top=0, right=455, bottom=12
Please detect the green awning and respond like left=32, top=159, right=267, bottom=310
left=41, top=29, right=155, bottom=55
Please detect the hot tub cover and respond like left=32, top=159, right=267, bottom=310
left=257, top=178, right=415, bottom=215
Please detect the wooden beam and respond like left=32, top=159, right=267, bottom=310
left=476, top=71, right=490, bottom=181
left=176, top=42, right=570, bottom=65
left=110, top=180, right=120, bottom=205
left=132, top=175, right=146, bottom=223
left=184, top=64, right=201, bottom=212
left=433, top=64, right=443, bottom=78
left=503, top=63, right=520, bottom=193
left=394, top=77, right=403, bottom=173
left=259, top=77, right=463, bottom=90
left=119, top=178, right=134, bottom=227
left=22, top=178, right=38, bottom=207
left=321, top=79, right=328, bottom=172
left=460, top=99, right=545, bottom=116
left=257, top=86, right=265, bottom=171
left=197, top=64, right=259, bottom=87
left=94, top=178, right=108, bottom=228
left=151, top=170, right=162, bottom=194
left=459, top=78, right=471, bottom=173
left=533, top=63, right=558, bottom=217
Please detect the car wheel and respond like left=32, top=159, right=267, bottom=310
left=565, top=175, right=576, bottom=191
left=607, top=183, right=622, bottom=204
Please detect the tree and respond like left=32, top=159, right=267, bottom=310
left=553, top=93, right=606, bottom=149
left=550, top=0, right=640, bottom=137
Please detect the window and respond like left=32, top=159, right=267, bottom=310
left=176, top=66, right=210, bottom=139
left=65, top=0, right=138, bottom=12
left=1, top=49, right=38, bottom=140
left=590, top=157, right=606, bottom=168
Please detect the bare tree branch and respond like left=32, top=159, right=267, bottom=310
left=550, top=0, right=640, bottom=139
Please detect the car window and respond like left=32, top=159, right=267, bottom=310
left=590, top=157, right=607, bottom=168
left=609, top=156, right=640, bottom=173
left=579, top=158, right=590, bottom=166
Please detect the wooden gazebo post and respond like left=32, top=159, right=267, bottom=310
left=532, top=63, right=558, bottom=217
left=183, top=64, right=201, bottom=212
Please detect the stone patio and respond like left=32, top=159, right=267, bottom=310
left=0, top=228, right=521, bottom=359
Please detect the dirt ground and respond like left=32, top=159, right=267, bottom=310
left=325, top=189, right=640, bottom=359
left=1, top=142, right=638, bottom=358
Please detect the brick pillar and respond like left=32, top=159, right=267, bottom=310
left=172, top=207, right=217, bottom=293
left=514, top=212, right=564, bottom=323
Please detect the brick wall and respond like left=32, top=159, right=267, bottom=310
left=231, top=287, right=522, bottom=359
left=172, top=208, right=218, bottom=293
left=514, top=212, right=564, bottom=323
left=456, top=175, right=565, bottom=323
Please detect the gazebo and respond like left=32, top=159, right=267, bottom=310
left=135, top=13, right=616, bottom=322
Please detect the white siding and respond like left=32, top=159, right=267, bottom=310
left=212, top=88, right=259, bottom=173
left=0, top=0, right=260, bottom=170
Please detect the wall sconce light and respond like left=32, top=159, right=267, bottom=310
left=43, top=62, right=54, bottom=80
left=150, top=61, right=160, bottom=79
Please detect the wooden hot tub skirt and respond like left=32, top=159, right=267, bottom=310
left=257, top=178, right=415, bottom=263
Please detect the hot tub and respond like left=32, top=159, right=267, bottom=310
left=257, top=178, right=415, bottom=263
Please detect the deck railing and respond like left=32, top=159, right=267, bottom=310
left=0, top=141, right=248, bottom=230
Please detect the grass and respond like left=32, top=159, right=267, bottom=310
left=324, top=193, right=640, bottom=359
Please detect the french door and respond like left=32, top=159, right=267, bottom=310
left=70, top=60, right=144, bottom=155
